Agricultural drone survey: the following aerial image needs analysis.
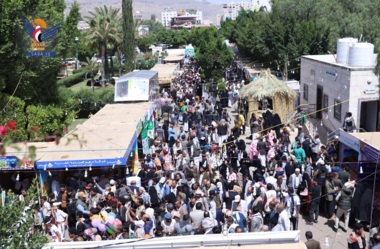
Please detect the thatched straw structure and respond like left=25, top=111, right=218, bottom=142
left=240, top=69, right=296, bottom=122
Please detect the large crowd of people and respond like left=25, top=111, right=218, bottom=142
left=7, top=60, right=380, bottom=249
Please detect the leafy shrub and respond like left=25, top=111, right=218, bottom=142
left=72, top=68, right=85, bottom=74
left=74, top=88, right=114, bottom=118
left=217, top=80, right=227, bottom=91
left=0, top=93, right=28, bottom=141
left=57, top=71, right=88, bottom=87
left=57, top=69, right=97, bottom=87
left=26, top=105, right=75, bottom=139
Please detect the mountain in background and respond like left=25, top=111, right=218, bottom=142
left=65, top=0, right=225, bottom=23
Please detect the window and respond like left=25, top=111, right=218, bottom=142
left=303, top=84, right=309, bottom=101
left=310, top=69, right=315, bottom=81
left=334, top=99, right=342, bottom=121
left=323, top=94, right=329, bottom=112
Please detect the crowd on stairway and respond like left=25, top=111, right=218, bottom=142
left=7, top=59, right=380, bottom=249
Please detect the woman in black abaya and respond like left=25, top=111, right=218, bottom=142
left=350, top=182, right=363, bottom=227
left=359, top=185, right=373, bottom=228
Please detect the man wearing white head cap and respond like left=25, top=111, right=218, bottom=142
left=288, top=168, right=302, bottom=191
left=52, top=202, right=68, bottom=241
left=231, top=195, right=247, bottom=217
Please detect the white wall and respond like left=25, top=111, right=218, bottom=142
left=300, top=58, right=349, bottom=132
left=300, top=57, right=379, bottom=132
left=349, top=71, right=379, bottom=130
left=161, top=11, right=177, bottom=27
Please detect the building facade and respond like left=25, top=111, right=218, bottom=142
left=221, top=1, right=271, bottom=21
left=223, top=2, right=253, bottom=20
left=161, top=8, right=177, bottom=27
left=185, top=9, right=202, bottom=25
left=300, top=39, right=379, bottom=133
left=161, top=8, right=202, bottom=28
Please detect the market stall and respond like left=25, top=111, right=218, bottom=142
left=3, top=142, right=55, bottom=193
left=150, top=63, right=180, bottom=88
left=32, top=103, right=155, bottom=193
left=338, top=129, right=380, bottom=208
left=240, top=69, right=296, bottom=123
left=114, top=70, right=159, bottom=102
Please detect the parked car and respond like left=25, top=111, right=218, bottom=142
left=65, top=58, right=76, bottom=65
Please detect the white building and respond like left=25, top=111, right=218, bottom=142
left=300, top=37, right=379, bottom=133
left=161, top=8, right=203, bottom=28
left=161, top=8, right=177, bottom=27
left=137, top=25, right=149, bottom=36
left=185, top=9, right=202, bottom=25
left=222, top=0, right=271, bottom=21
left=161, top=8, right=176, bottom=27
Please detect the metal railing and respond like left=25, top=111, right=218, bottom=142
left=355, top=128, right=367, bottom=133
left=327, top=128, right=342, bottom=141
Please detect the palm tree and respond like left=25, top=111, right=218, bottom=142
left=85, top=5, right=120, bottom=80
left=140, top=19, right=165, bottom=34
left=83, top=57, right=100, bottom=89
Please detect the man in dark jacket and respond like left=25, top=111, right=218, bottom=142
left=307, top=179, right=321, bottom=224
left=334, top=183, right=353, bottom=232
left=256, top=137, right=267, bottom=167
left=302, top=136, right=312, bottom=159
left=339, top=165, right=351, bottom=184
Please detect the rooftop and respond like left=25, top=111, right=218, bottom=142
left=302, top=54, right=377, bottom=71
left=117, top=70, right=157, bottom=81
left=173, top=16, right=197, bottom=19
left=350, top=132, right=380, bottom=151
left=31, top=103, right=152, bottom=169
left=151, top=63, right=179, bottom=84
left=163, top=49, right=185, bottom=62
left=5, top=141, right=56, bottom=166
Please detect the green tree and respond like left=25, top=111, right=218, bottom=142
left=26, top=105, right=75, bottom=140
left=220, top=18, right=239, bottom=43
left=74, top=88, right=114, bottom=118
left=82, top=57, right=100, bottom=82
left=0, top=0, right=66, bottom=105
left=220, top=0, right=380, bottom=81
left=85, top=5, right=120, bottom=80
left=375, top=44, right=380, bottom=90
left=0, top=94, right=28, bottom=142
left=140, top=19, right=165, bottom=34
left=56, top=0, right=81, bottom=60
left=0, top=179, right=49, bottom=248
left=194, top=28, right=234, bottom=80
left=122, top=0, right=135, bottom=73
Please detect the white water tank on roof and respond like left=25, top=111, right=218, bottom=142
left=348, top=43, right=374, bottom=67
left=336, top=37, right=358, bottom=65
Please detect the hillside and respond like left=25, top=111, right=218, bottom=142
left=65, top=0, right=224, bottom=23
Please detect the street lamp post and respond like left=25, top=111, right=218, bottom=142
left=75, top=37, right=79, bottom=70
